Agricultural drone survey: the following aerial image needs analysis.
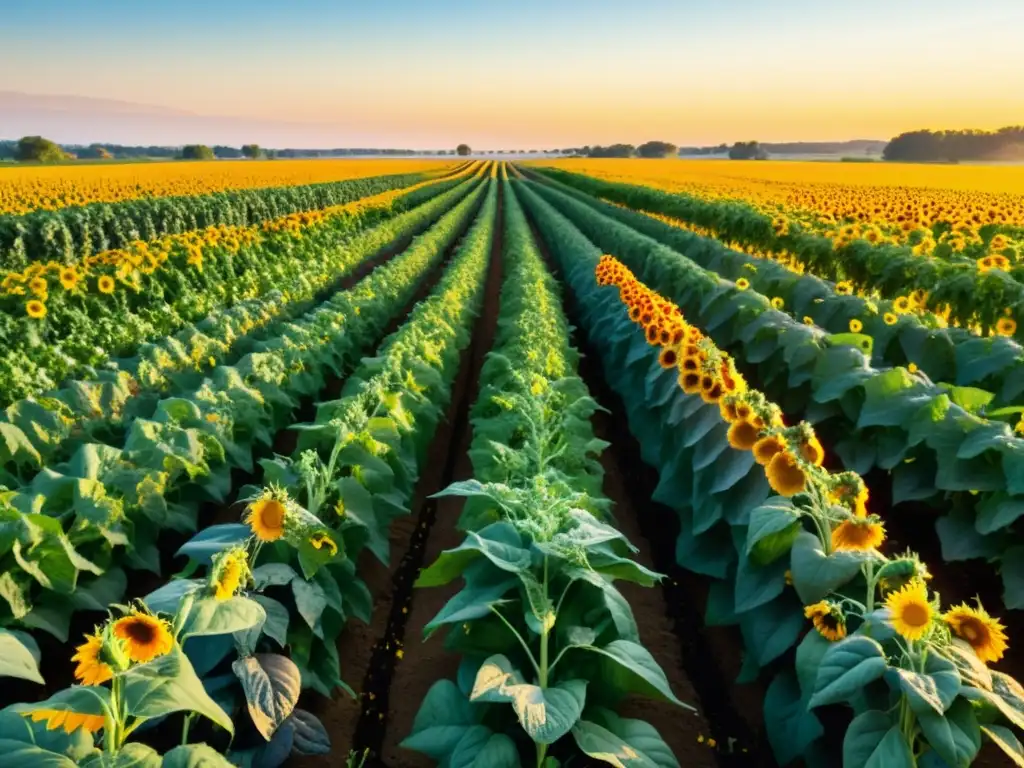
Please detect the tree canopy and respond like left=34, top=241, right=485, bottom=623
left=883, top=126, right=1024, bottom=162
left=180, top=144, right=215, bottom=160
left=241, top=144, right=261, bottom=158
left=456, top=144, right=471, bottom=156
left=637, top=141, right=678, bottom=158
left=728, top=141, right=768, bottom=160
left=15, top=136, right=69, bottom=163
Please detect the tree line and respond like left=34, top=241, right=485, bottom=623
left=882, top=126, right=1024, bottom=162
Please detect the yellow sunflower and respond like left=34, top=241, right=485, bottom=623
left=245, top=496, right=287, bottom=542
left=766, top=451, right=808, bottom=497
left=997, top=318, right=1017, bottom=337
left=211, top=550, right=247, bottom=601
left=736, top=278, right=750, bottom=291
left=727, top=420, right=760, bottom=451
left=803, top=316, right=814, bottom=325
left=849, top=318, right=863, bottom=333
left=29, top=277, right=48, bottom=297
left=27, top=710, right=105, bottom=735
left=798, top=434, right=825, bottom=467
left=26, top=299, right=47, bottom=319
left=943, top=603, right=1009, bottom=664
left=883, top=312, right=898, bottom=326
left=59, top=267, right=80, bottom=291
left=310, top=532, right=339, bottom=557
left=804, top=601, right=847, bottom=642
left=71, top=631, right=113, bottom=686
left=658, top=347, right=678, bottom=369
left=835, top=281, right=853, bottom=296
left=893, top=296, right=911, bottom=314
left=831, top=516, right=886, bottom=552
left=753, top=435, right=787, bottom=466
left=97, top=275, right=116, bottom=294
left=771, top=297, right=785, bottom=310
left=885, top=580, right=934, bottom=642
left=112, top=610, right=174, bottom=664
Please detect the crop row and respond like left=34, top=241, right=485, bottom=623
left=516, top=173, right=1024, bottom=613
left=0, top=160, right=469, bottom=269
left=517, top=176, right=1024, bottom=768
left=0, top=172, right=500, bottom=768
left=535, top=168, right=1024, bottom=343
left=0, top=163, right=483, bottom=406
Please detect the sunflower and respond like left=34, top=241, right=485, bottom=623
left=849, top=318, right=863, bottom=333
left=893, top=296, right=911, bottom=314
left=97, top=275, right=116, bottom=294
left=883, top=312, right=898, bottom=326
left=71, top=631, right=113, bottom=686
left=736, top=278, right=750, bottom=291
left=245, top=496, right=287, bottom=541
left=771, top=297, right=785, bottom=310
left=804, top=601, right=847, bottom=642
left=798, top=434, right=825, bottom=466
left=27, top=710, right=105, bottom=735
left=699, top=375, right=724, bottom=404
left=831, top=516, right=886, bottom=551
left=908, top=362, right=919, bottom=374
left=803, top=316, right=814, bottom=325
left=211, top=550, right=247, bottom=601
left=658, top=347, right=678, bottom=369
left=728, top=420, right=760, bottom=451
left=997, top=317, right=1017, bottom=337
left=112, top=610, right=174, bottom=664
left=679, top=371, right=701, bottom=394
left=720, top=400, right=740, bottom=423
left=885, top=580, right=934, bottom=642
left=835, top=281, right=853, bottom=296
left=753, top=435, right=787, bottom=466
left=59, top=267, right=80, bottom=291
left=26, top=299, right=47, bottom=319
left=29, top=277, right=47, bottom=297
left=766, top=451, right=808, bottom=497
left=943, top=603, right=1009, bottom=664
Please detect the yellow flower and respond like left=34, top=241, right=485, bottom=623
left=59, top=267, right=80, bottom=290
left=211, top=550, right=247, bottom=601
left=893, top=296, right=911, bottom=314
left=943, top=603, right=1009, bottom=664
left=765, top=451, right=808, bottom=497
left=804, top=601, right=847, bottom=642
left=908, top=362, right=919, bottom=374
left=831, top=516, right=886, bottom=552
left=26, top=299, right=47, bottom=319
left=798, top=434, right=825, bottom=466
left=885, top=581, right=933, bottom=642
left=835, top=280, right=853, bottom=296
left=803, top=316, right=814, bottom=325
left=771, top=297, right=785, bottom=310
left=26, top=710, right=105, bottom=735
left=727, top=420, right=760, bottom=451
left=736, top=278, right=750, bottom=291
left=245, top=496, right=287, bottom=542
left=71, top=631, right=113, bottom=686
left=883, top=312, right=898, bottom=325
left=997, top=317, right=1017, bottom=337
left=98, top=275, right=116, bottom=294
left=113, top=610, right=174, bottom=664
left=29, top=276, right=48, bottom=296
left=849, top=318, right=863, bottom=333
left=310, top=532, right=339, bottom=557
left=753, top=435, right=787, bottom=466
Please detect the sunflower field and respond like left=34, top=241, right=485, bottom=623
left=2, top=158, right=1024, bottom=768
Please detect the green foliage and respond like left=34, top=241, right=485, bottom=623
left=637, top=141, right=678, bottom=158
left=241, top=144, right=261, bottom=159
left=14, top=136, right=69, bottom=163
left=180, top=145, right=215, bottom=160
left=456, top=143, right=472, bottom=156
left=728, top=141, right=768, bottom=160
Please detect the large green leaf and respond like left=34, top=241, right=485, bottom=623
left=181, top=596, right=266, bottom=640
left=570, top=720, right=660, bottom=767
left=161, top=744, right=235, bottom=768
left=809, top=636, right=888, bottom=708
left=571, top=640, right=690, bottom=709
left=121, top=647, right=233, bottom=735
left=400, top=679, right=479, bottom=759
left=470, top=654, right=586, bottom=744
left=0, top=740, right=77, bottom=768
left=843, top=710, right=913, bottom=768
left=0, top=628, right=44, bottom=683
left=764, top=670, right=824, bottom=765
left=745, top=498, right=802, bottom=565
left=231, top=653, right=301, bottom=740
left=416, top=522, right=530, bottom=587
left=448, top=727, right=520, bottom=768
left=892, top=652, right=961, bottom=716
left=917, top=699, right=980, bottom=768
left=981, top=724, right=1024, bottom=767
left=81, top=743, right=161, bottom=767
left=789, top=531, right=867, bottom=605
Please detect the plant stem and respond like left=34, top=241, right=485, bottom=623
left=536, top=556, right=551, bottom=768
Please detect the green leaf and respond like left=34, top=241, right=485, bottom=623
left=290, top=709, right=331, bottom=756
left=416, top=522, right=530, bottom=587
left=424, top=561, right=517, bottom=639
left=470, top=654, right=586, bottom=743
left=809, top=636, right=888, bottom=708
left=981, top=724, right=1024, bottom=767
left=81, top=743, right=161, bottom=767
left=161, top=744, right=235, bottom=768
left=917, top=699, right=980, bottom=768
left=449, top=727, right=520, bottom=768
left=764, top=670, right=824, bottom=766
left=586, top=709, right=680, bottom=768
left=121, top=646, right=233, bottom=735
left=790, top=531, right=866, bottom=604
left=181, top=596, right=266, bottom=640
left=0, top=740, right=77, bottom=768
left=843, top=710, right=913, bottom=768
left=400, top=679, right=478, bottom=759
left=893, top=652, right=961, bottom=716
left=0, top=708, right=93, bottom=761
left=570, top=720, right=660, bottom=767
left=0, top=628, right=44, bottom=683
left=573, top=640, right=691, bottom=709
left=746, top=498, right=801, bottom=565
left=231, top=653, right=301, bottom=740
left=176, top=525, right=250, bottom=564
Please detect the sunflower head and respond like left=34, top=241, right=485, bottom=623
left=26, top=299, right=47, bottom=319
left=727, top=420, right=761, bottom=451
left=736, top=278, right=750, bottom=291
left=753, top=435, right=788, bottom=466
left=831, top=515, right=886, bottom=552
left=112, top=607, right=174, bottom=664
left=98, top=275, right=116, bottom=294
left=310, top=531, right=339, bottom=557
left=26, top=710, right=106, bottom=735
left=59, top=267, right=80, bottom=291
left=804, top=601, right=847, bottom=642
left=943, top=601, right=1008, bottom=664
left=658, top=347, right=678, bottom=370
left=765, top=450, right=808, bottom=497
left=885, top=580, right=935, bottom=642
left=836, top=280, right=854, bottom=296
left=997, top=317, right=1017, bottom=337
left=849, top=318, right=863, bottom=333
left=210, top=547, right=250, bottom=601
left=771, top=297, right=785, bottom=310
left=883, top=312, right=898, bottom=326
left=71, top=630, right=115, bottom=686
left=245, top=488, right=291, bottom=542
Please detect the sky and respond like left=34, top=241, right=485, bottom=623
left=2, top=0, right=1023, bottom=149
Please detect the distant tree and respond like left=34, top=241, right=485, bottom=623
left=637, top=140, right=678, bottom=158
left=212, top=145, right=243, bottom=159
left=588, top=144, right=636, bottom=158
left=882, top=126, right=1024, bottom=162
left=728, top=141, right=768, bottom=160
left=456, top=144, right=471, bottom=156
left=180, top=144, right=215, bottom=160
left=242, top=144, right=261, bottom=158
left=76, top=144, right=113, bottom=160
left=15, top=135, right=69, bottom=162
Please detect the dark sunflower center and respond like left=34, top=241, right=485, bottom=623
left=901, top=603, right=930, bottom=628
left=126, top=619, right=156, bottom=644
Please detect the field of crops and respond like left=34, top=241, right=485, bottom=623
left=3, top=157, right=1024, bottom=768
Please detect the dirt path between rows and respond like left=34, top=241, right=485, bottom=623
left=290, top=182, right=504, bottom=768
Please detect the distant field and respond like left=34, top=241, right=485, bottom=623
left=0, top=157, right=455, bottom=214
